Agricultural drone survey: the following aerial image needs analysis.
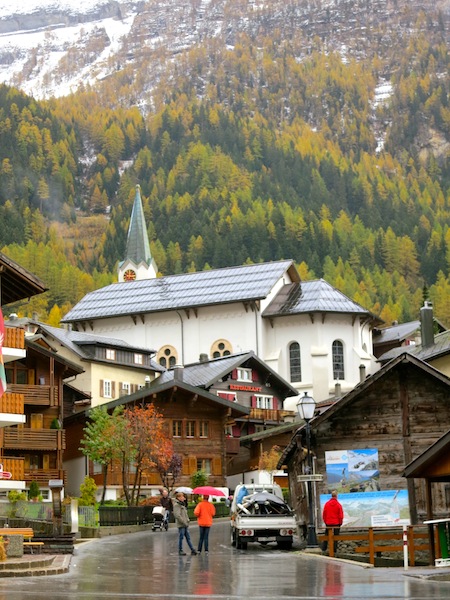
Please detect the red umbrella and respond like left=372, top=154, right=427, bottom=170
left=192, top=486, right=225, bottom=497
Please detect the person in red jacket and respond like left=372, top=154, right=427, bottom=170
left=194, top=495, right=216, bottom=553
left=322, top=490, right=344, bottom=552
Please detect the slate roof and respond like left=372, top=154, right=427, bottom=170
left=65, top=378, right=250, bottom=424
left=378, top=330, right=450, bottom=364
left=155, top=351, right=298, bottom=397
left=34, top=323, right=164, bottom=372
left=62, top=260, right=298, bottom=323
left=262, top=279, right=378, bottom=319
left=373, top=320, right=420, bottom=345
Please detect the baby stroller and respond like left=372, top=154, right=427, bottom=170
left=152, top=506, right=169, bottom=531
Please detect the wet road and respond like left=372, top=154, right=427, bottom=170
left=1, top=521, right=449, bottom=599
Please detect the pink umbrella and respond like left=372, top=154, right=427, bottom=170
left=192, top=486, right=225, bottom=496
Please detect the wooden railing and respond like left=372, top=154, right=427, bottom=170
left=4, top=327, right=25, bottom=350
left=25, top=469, right=66, bottom=486
left=0, top=393, right=24, bottom=415
left=249, top=408, right=284, bottom=422
left=319, top=526, right=433, bottom=566
left=3, top=428, right=65, bottom=451
left=0, top=457, right=24, bottom=481
left=8, top=384, right=59, bottom=407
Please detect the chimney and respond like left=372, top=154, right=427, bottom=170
left=334, top=382, right=341, bottom=398
left=199, top=353, right=209, bottom=363
left=359, top=364, right=366, bottom=382
left=173, top=365, right=184, bottom=381
left=420, top=301, right=434, bottom=348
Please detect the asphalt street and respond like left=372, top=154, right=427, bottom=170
left=0, top=520, right=449, bottom=599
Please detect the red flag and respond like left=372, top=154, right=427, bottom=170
left=0, top=308, right=6, bottom=398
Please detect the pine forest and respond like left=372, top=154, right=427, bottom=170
left=1, top=6, right=450, bottom=327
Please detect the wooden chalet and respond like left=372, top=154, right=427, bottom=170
left=64, top=377, right=250, bottom=497
left=279, top=353, right=450, bottom=532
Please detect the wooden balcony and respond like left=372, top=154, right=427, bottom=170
left=8, top=384, right=59, bottom=407
left=25, top=469, right=66, bottom=486
left=4, top=327, right=25, bottom=350
left=249, top=408, right=284, bottom=422
left=0, top=393, right=24, bottom=415
left=225, top=437, right=241, bottom=454
left=3, top=428, right=65, bottom=451
left=0, top=457, right=24, bottom=481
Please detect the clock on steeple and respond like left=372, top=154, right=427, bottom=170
left=124, top=269, right=136, bottom=281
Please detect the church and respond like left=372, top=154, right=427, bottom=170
left=62, top=185, right=382, bottom=409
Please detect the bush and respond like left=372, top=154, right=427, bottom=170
left=28, top=481, right=40, bottom=501
left=79, top=476, right=97, bottom=506
left=190, top=470, right=208, bottom=488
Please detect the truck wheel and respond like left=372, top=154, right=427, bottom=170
left=236, top=535, right=242, bottom=549
left=231, top=530, right=236, bottom=547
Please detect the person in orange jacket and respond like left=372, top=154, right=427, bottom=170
left=194, top=494, right=216, bottom=553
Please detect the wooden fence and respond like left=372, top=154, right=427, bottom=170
left=318, top=526, right=434, bottom=566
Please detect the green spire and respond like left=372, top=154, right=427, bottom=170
left=125, top=184, right=152, bottom=265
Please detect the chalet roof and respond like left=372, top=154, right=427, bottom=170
left=0, top=251, right=47, bottom=306
left=262, top=279, right=379, bottom=321
left=378, top=330, right=450, bottom=364
left=403, top=429, right=450, bottom=482
left=155, top=351, right=298, bottom=398
left=278, top=353, right=450, bottom=468
left=61, top=260, right=299, bottom=323
left=373, top=320, right=420, bottom=346
left=64, top=377, right=250, bottom=424
left=33, top=323, right=164, bottom=372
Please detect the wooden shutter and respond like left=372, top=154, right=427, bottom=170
left=111, top=381, right=116, bottom=398
left=182, top=458, right=191, bottom=475
left=252, top=370, right=258, bottom=382
left=31, top=413, right=43, bottom=429
left=273, top=397, right=279, bottom=410
left=43, top=454, right=50, bottom=470
left=232, top=425, right=240, bottom=437
left=28, top=369, right=35, bottom=384
left=99, top=380, right=104, bottom=397
left=212, top=457, right=222, bottom=476
left=250, top=395, right=257, bottom=408
left=231, top=369, right=238, bottom=380
left=188, top=455, right=197, bottom=473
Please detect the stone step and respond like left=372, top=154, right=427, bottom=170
left=0, top=555, right=71, bottom=577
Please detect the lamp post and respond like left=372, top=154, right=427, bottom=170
left=297, top=391, right=318, bottom=547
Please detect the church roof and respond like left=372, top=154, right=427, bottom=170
left=62, top=260, right=298, bottom=323
left=262, top=279, right=376, bottom=318
left=121, top=185, right=152, bottom=267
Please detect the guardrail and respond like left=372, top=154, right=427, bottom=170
left=319, top=526, right=433, bottom=566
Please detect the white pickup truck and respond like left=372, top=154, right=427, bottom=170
left=230, top=483, right=297, bottom=550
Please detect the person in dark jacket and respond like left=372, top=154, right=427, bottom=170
left=322, top=490, right=344, bottom=552
left=173, top=492, right=197, bottom=555
left=159, top=488, right=173, bottom=528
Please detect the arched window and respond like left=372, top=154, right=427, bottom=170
left=157, top=346, right=178, bottom=368
left=210, top=339, right=232, bottom=358
left=289, top=342, right=302, bottom=382
left=332, top=340, right=345, bottom=380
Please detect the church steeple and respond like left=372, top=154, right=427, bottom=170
left=118, top=184, right=158, bottom=282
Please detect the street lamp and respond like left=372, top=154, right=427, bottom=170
left=296, top=392, right=318, bottom=547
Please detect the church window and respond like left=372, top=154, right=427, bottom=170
left=211, top=339, right=232, bottom=358
left=157, top=346, right=178, bottom=368
left=289, top=342, right=302, bottom=382
left=332, top=340, right=345, bottom=380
